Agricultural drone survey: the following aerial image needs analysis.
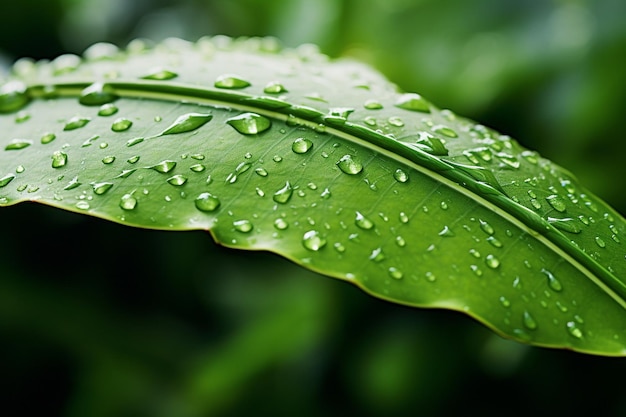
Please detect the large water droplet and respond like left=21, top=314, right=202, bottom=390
left=195, top=192, right=220, bottom=212
left=364, top=99, right=383, bottom=110
left=226, top=112, right=271, bottom=135
left=150, top=160, right=177, bottom=173
left=292, top=138, right=313, bottom=154
left=394, top=93, right=430, bottom=113
left=141, top=68, right=178, bottom=80
left=393, top=168, right=409, bottom=183
left=233, top=219, right=253, bottom=233
left=0, top=174, right=16, bottom=188
left=4, top=139, right=33, bottom=151
left=63, top=116, right=91, bottom=131
left=355, top=211, right=374, bottom=230
left=167, top=174, right=187, bottom=186
left=336, top=155, right=363, bottom=175
left=111, top=117, right=133, bottom=132
left=51, top=151, right=68, bottom=168
left=161, top=113, right=213, bottom=135
left=92, top=182, right=113, bottom=195
left=274, top=218, right=289, bottom=230
left=546, top=194, right=567, bottom=212
left=40, top=132, right=56, bottom=144
left=0, top=80, right=29, bottom=113
left=273, top=181, right=293, bottom=204
left=541, top=268, right=562, bottom=292
left=302, top=230, right=326, bottom=251
left=119, top=193, right=138, bottom=210
left=98, top=103, right=119, bottom=116
left=547, top=217, right=581, bottom=234
left=485, top=254, right=500, bottom=269
left=215, top=74, right=251, bottom=89
left=102, top=156, right=115, bottom=164
left=79, top=82, right=118, bottom=106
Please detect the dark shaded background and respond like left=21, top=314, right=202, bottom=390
left=1, top=0, right=625, bottom=416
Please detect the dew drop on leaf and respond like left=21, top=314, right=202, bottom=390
left=63, top=116, right=91, bottom=131
left=119, top=193, right=137, bottom=210
left=274, top=218, right=289, bottom=230
left=79, top=82, right=118, bottom=106
left=263, top=81, right=287, bottom=94
left=126, top=137, right=144, bottom=147
left=0, top=174, right=16, bottom=188
left=499, top=296, right=511, bottom=308
left=336, top=155, right=363, bottom=175
left=150, top=160, right=177, bottom=173
left=273, top=181, right=293, bottom=204
left=291, top=138, right=313, bottom=154
left=547, top=217, right=581, bottom=234
left=393, top=168, right=409, bottom=183
left=98, top=103, right=118, bottom=116
left=485, top=254, right=500, bottom=269
left=51, top=151, right=68, bottom=168
left=566, top=321, right=583, bottom=339
left=102, top=156, right=115, bottom=164
left=595, top=236, right=606, bottom=248
left=40, top=132, right=56, bottom=144
left=92, top=182, right=113, bottom=195
left=355, top=211, right=374, bottom=230
left=194, top=192, right=220, bottom=212
left=432, top=124, right=458, bottom=138
left=0, top=80, right=29, bottom=113
left=111, top=117, right=133, bottom=132
left=546, top=194, right=567, bottom=212
left=127, top=155, right=140, bottom=164
left=523, top=311, right=538, bottom=330
left=160, top=113, right=213, bottom=135
left=215, top=74, right=251, bottom=89
left=541, top=268, right=562, bottom=292
left=167, top=174, right=187, bottom=186
left=394, top=93, right=430, bottom=113
left=363, top=99, right=383, bottom=110
left=75, top=201, right=90, bottom=210
left=141, top=68, right=178, bottom=80
left=226, top=112, right=271, bottom=135
left=388, top=267, right=403, bottom=279
left=388, top=116, right=404, bottom=127
left=479, top=219, right=495, bottom=235
left=233, top=219, right=253, bottom=233
left=4, top=139, right=33, bottom=151
left=190, top=164, right=205, bottom=172
left=302, top=230, right=326, bottom=251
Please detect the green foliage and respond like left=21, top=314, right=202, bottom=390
left=1, top=37, right=624, bottom=356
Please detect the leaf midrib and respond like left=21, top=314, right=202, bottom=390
left=22, top=80, right=626, bottom=307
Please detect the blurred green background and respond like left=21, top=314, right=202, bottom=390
left=1, top=0, right=625, bottom=416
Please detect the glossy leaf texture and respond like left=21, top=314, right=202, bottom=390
left=1, top=36, right=625, bottom=356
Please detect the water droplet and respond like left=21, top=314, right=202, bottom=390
left=14, top=111, right=30, bottom=123
left=485, top=254, right=500, bottom=269
left=0, top=174, right=16, bottom=188
left=439, top=201, right=448, bottom=210
left=254, top=167, right=268, bottom=177
left=291, top=137, right=313, bottom=154
left=102, top=156, right=115, bottom=164
left=394, top=93, right=430, bottom=113
left=92, top=182, right=113, bottom=195
left=274, top=218, right=289, bottom=230
left=226, top=112, right=271, bottom=135
left=263, top=81, right=287, bottom=94
left=546, top=194, right=567, bottom=212
left=438, top=225, right=455, bottom=237
left=336, top=155, right=363, bottom=175
left=150, top=160, right=177, bottom=173
left=233, top=219, right=253, bottom=233
left=530, top=198, right=542, bottom=210
left=364, top=99, right=383, bottom=110
left=97, top=103, right=118, bottom=117
left=547, top=217, right=581, bottom=234
left=273, top=181, right=293, bottom=204
left=215, top=74, right=251, bottom=89
left=111, top=117, right=133, bottom=132
left=369, top=247, right=385, bottom=262
left=272, top=155, right=282, bottom=162
left=127, top=156, right=140, bottom=164
left=363, top=116, right=377, bottom=126
left=487, top=236, right=503, bottom=248
left=63, top=116, right=91, bottom=131
left=302, top=230, right=326, bottom=251
left=388, top=116, right=404, bottom=127
left=395, top=236, right=406, bottom=247
left=75, top=201, right=90, bottom=210
left=167, top=174, right=187, bottom=186
left=496, top=152, right=520, bottom=169
left=0, top=80, right=29, bottom=112
left=15, top=165, right=24, bottom=173
left=39, top=132, right=56, bottom=144
left=190, top=164, right=205, bottom=172
left=479, top=219, right=495, bottom=235
left=566, top=321, right=583, bottom=339
left=523, top=311, right=537, bottom=330
left=399, top=212, right=409, bottom=223
left=541, top=269, right=562, bottom=292
left=119, top=193, right=137, bottom=210
left=499, top=296, right=511, bottom=308
left=355, top=211, right=374, bottom=230
left=388, top=267, right=403, bottom=279
left=160, top=113, right=213, bottom=135
left=51, top=151, right=68, bottom=168
left=521, top=151, right=539, bottom=164
left=393, top=168, right=409, bottom=183
left=195, top=192, right=220, bottom=212
left=595, top=236, right=606, bottom=248
left=4, top=139, right=33, bottom=151
left=79, top=82, right=117, bottom=106
left=432, top=125, right=458, bottom=138
left=141, top=68, right=178, bottom=80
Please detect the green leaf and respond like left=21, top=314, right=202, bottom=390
left=1, top=37, right=625, bottom=356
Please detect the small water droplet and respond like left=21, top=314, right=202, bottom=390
left=51, top=151, right=68, bottom=168
left=272, top=155, right=282, bottom=162
left=40, top=132, right=56, bottom=144
left=394, top=93, right=430, bottom=113
left=438, top=225, right=455, bottom=237
left=97, top=103, right=118, bottom=117
left=521, top=150, right=539, bottom=164
left=393, top=168, right=409, bottom=183
left=432, top=125, right=458, bottom=138
left=566, top=321, right=583, bottom=339
left=479, top=219, right=495, bottom=235
left=363, top=99, right=383, bottom=110
left=485, top=254, right=500, bottom=269
left=111, top=117, right=132, bottom=132
left=388, top=116, right=404, bottom=127
left=541, top=268, right=562, bottom=292
left=440, top=201, right=448, bottom=210
left=523, top=311, right=537, bottom=330
left=190, top=164, right=205, bottom=172
left=399, top=212, right=409, bottom=223
left=547, top=217, right=581, bottom=234
left=274, top=218, right=289, bottom=230
left=141, top=68, right=178, bottom=80
left=150, top=160, right=177, bottom=173
left=102, top=156, right=115, bottom=164
left=255, top=167, right=268, bottom=177
left=92, top=182, right=113, bottom=195
left=227, top=112, right=271, bottom=134
left=215, top=74, right=251, bottom=89
left=595, top=236, right=606, bottom=248
left=161, top=113, right=213, bottom=135
left=546, top=194, right=567, bottom=212
left=487, top=236, right=503, bottom=248
left=333, top=242, right=346, bottom=253
left=263, top=81, right=287, bottom=94
left=75, top=201, right=90, bottom=210
left=336, top=155, right=363, bottom=175
left=195, top=192, right=220, bottom=212
left=167, top=174, right=187, bottom=186
left=355, top=211, right=374, bottom=230
left=388, top=267, right=403, bottom=279
left=119, top=193, right=137, bottom=210
left=233, top=219, right=253, bottom=233
left=273, top=181, right=293, bottom=204
left=292, top=137, right=313, bottom=154
left=499, top=296, right=511, bottom=308
left=0, top=80, right=29, bottom=113
left=63, top=116, right=91, bottom=131
left=4, top=139, right=33, bottom=151
left=302, top=230, right=326, bottom=251
left=127, top=156, right=140, bottom=164
left=0, top=174, right=16, bottom=188
left=395, top=236, right=406, bottom=247
left=79, top=82, right=117, bottom=106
